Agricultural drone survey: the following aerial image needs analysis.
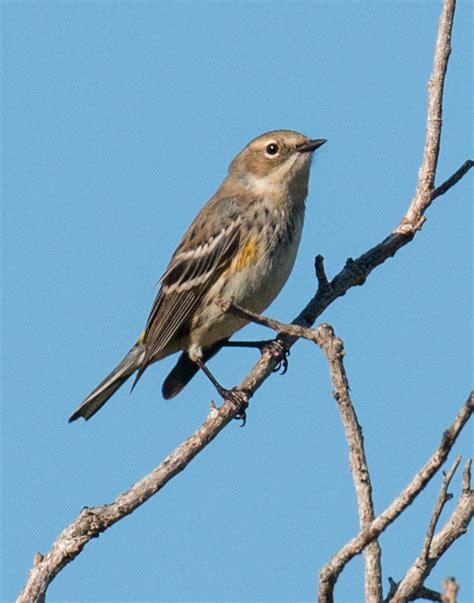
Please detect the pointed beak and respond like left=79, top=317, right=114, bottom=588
left=296, top=139, right=327, bottom=153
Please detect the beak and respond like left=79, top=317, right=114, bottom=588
left=296, top=138, right=327, bottom=153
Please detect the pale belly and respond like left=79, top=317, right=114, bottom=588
left=188, top=218, right=303, bottom=352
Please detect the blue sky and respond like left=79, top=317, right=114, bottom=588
left=2, top=1, right=472, bottom=602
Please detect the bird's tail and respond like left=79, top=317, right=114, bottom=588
left=161, top=339, right=226, bottom=399
left=69, top=341, right=146, bottom=422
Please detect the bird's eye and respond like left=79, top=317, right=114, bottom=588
left=265, top=143, right=279, bottom=156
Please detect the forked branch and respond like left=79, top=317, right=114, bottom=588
left=317, top=394, right=473, bottom=603
left=387, top=460, right=473, bottom=603
left=315, top=325, right=382, bottom=602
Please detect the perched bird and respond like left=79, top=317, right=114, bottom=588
left=69, top=130, right=326, bottom=422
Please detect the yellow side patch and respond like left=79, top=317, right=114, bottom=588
left=232, top=235, right=259, bottom=272
left=137, top=331, right=145, bottom=345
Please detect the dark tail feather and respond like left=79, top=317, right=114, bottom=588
left=69, top=343, right=146, bottom=422
left=130, top=357, right=148, bottom=393
left=162, top=340, right=226, bottom=400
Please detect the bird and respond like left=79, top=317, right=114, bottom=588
left=69, top=130, right=326, bottom=422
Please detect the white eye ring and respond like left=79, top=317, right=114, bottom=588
left=265, top=142, right=279, bottom=156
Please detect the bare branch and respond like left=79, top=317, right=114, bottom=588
left=394, top=0, right=457, bottom=234
left=314, top=254, right=330, bottom=293
left=229, top=150, right=473, bottom=375
left=385, top=579, right=444, bottom=602
left=318, top=393, right=473, bottom=603
left=461, top=458, right=472, bottom=495
left=414, top=586, right=443, bottom=601
left=432, top=159, right=474, bottom=200
left=199, top=307, right=472, bottom=601
left=316, top=324, right=382, bottom=602
left=427, top=465, right=473, bottom=564
left=16, top=401, right=241, bottom=603
left=387, top=575, right=461, bottom=603
left=289, top=155, right=472, bottom=352
left=388, top=458, right=473, bottom=603
left=420, top=456, right=461, bottom=564
left=441, top=577, right=459, bottom=603
left=215, top=297, right=315, bottom=340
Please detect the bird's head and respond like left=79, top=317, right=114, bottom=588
left=228, top=130, right=326, bottom=195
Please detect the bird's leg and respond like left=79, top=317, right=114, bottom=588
left=222, top=338, right=290, bottom=374
left=222, top=339, right=269, bottom=349
left=195, top=358, right=249, bottom=426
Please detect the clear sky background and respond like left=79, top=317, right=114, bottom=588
left=2, top=1, right=472, bottom=602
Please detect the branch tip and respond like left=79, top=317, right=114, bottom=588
left=442, top=576, right=459, bottom=603
left=315, top=255, right=330, bottom=292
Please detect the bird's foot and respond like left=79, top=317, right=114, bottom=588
left=264, top=339, right=290, bottom=374
left=216, top=386, right=250, bottom=427
left=195, top=357, right=250, bottom=426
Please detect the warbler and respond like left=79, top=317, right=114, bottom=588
left=69, top=130, right=326, bottom=422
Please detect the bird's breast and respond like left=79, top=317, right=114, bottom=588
left=187, top=202, right=305, bottom=349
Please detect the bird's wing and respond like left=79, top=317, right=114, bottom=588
left=139, top=198, right=242, bottom=372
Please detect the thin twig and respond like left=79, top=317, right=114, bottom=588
left=215, top=297, right=316, bottom=340
left=420, top=456, right=461, bottom=564
left=387, top=582, right=443, bottom=602
left=318, top=393, right=473, bottom=603
left=388, top=458, right=473, bottom=603
left=315, top=254, right=330, bottom=292
left=394, top=0, right=456, bottom=234
left=385, top=457, right=462, bottom=602
left=224, top=153, right=473, bottom=369
left=432, top=159, right=474, bottom=200
left=316, top=324, right=382, bottom=603
left=461, top=458, right=471, bottom=495
left=414, top=585, right=443, bottom=601
left=441, top=577, right=459, bottom=603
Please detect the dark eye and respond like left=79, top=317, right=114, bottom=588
left=265, top=143, right=279, bottom=156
